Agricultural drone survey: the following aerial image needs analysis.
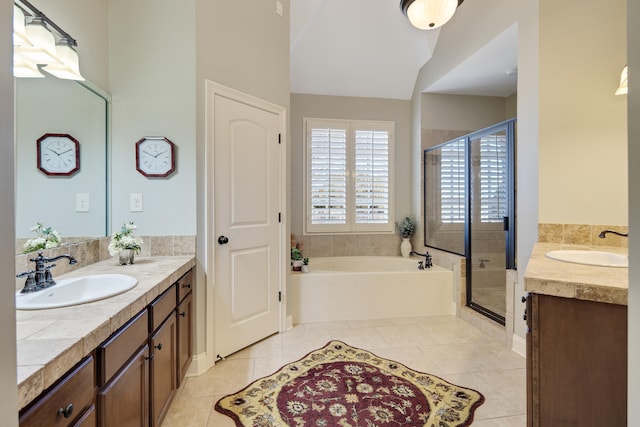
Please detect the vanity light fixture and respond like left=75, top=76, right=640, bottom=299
left=400, top=0, right=464, bottom=30
left=615, top=65, right=628, bottom=95
left=13, top=0, right=85, bottom=81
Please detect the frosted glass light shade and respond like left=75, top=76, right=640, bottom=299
left=13, top=6, right=31, bottom=46
left=25, top=17, right=55, bottom=53
left=42, top=39, right=85, bottom=80
left=404, top=0, right=459, bottom=30
left=13, top=52, right=44, bottom=78
left=615, top=65, right=628, bottom=95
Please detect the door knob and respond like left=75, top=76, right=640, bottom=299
left=218, top=236, right=229, bottom=245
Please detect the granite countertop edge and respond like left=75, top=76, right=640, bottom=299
left=524, top=242, right=628, bottom=305
left=16, top=255, right=196, bottom=411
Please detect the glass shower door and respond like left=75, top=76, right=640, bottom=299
left=468, top=124, right=513, bottom=322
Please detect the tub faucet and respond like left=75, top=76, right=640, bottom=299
left=410, top=250, right=432, bottom=269
left=598, top=230, right=628, bottom=239
left=16, top=251, right=77, bottom=293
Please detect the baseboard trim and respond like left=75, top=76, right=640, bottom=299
left=512, top=333, right=526, bottom=357
left=185, top=352, right=210, bottom=377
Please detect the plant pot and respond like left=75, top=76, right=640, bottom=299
left=301, top=265, right=310, bottom=273
left=400, top=237, right=412, bottom=257
left=292, top=260, right=303, bottom=271
left=118, top=249, right=135, bottom=265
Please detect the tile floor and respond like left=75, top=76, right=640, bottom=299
left=162, top=315, right=526, bottom=426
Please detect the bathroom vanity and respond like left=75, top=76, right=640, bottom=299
left=524, top=243, right=628, bottom=426
left=16, top=256, right=195, bottom=427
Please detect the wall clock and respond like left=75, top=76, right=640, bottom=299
left=135, top=136, right=176, bottom=177
left=37, top=133, right=80, bottom=176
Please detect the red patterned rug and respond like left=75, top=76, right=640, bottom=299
left=215, top=340, right=484, bottom=426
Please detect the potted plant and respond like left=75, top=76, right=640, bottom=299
left=109, top=221, right=143, bottom=265
left=291, top=247, right=303, bottom=271
left=301, top=257, right=310, bottom=273
left=396, top=216, right=416, bottom=257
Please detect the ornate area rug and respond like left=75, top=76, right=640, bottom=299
left=215, top=340, right=485, bottom=426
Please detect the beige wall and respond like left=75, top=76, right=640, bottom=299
left=421, top=93, right=510, bottom=131
left=1, top=0, right=18, bottom=422
left=109, top=0, right=197, bottom=235
left=289, top=93, right=411, bottom=249
left=628, top=0, right=639, bottom=422
left=539, top=0, right=627, bottom=225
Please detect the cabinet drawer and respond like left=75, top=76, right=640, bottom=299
left=20, top=356, right=95, bottom=427
left=98, top=309, right=148, bottom=386
left=177, top=269, right=193, bottom=303
left=150, top=284, right=177, bottom=332
left=72, top=404, right=96, bottom=427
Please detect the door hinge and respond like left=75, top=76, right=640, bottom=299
left=278, top=212, right=282, bottom=223
left=278, top=134, right=282, bottom=144
left=278, top=291, right=282, bottom=302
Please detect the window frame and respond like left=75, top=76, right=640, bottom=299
left=303, top=118, right=395, bottom=235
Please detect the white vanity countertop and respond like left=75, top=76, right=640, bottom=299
left=15, top=255, right=196, bottom=410
left=524, top=243, right=628, bottom=305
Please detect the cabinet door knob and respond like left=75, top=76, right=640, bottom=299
left=179, top=311, right=186, bottom=317
left=155, top=343, right=163, bottom=351
left=145, top=354, right=154, bottom=361
left=57, top=403, right=74, bottom=418
left=183, top=283, right=191, bottom=289
left=522, top=296, right=527, bottom=303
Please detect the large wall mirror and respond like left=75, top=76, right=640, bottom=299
left=15, top=76, right=109, bottom=254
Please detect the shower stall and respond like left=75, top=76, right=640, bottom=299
left=423, top=119, right=516, bottom=324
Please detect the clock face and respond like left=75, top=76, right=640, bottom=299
left=37, top=134, right=80, bottom=176
left=135, top=137, right=176, bottom=177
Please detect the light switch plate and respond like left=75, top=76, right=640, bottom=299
left=76, top=193, right=90, bottom=212
left=130, top=193, right=143, bottom=212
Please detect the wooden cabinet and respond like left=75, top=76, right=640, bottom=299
left=98, top=345, right=150, bottom=427
left=20, top=356, right=96, bottom=427
left=20, top=267, right=194, bottom=427
left=149, top=285, right=178, bottom=427
left=176, top=292, right=193, bottom=387
left=526, top=293, right=627, bottom=426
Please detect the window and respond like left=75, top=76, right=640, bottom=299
left=440, top=139, right=466, bottom=224
left=478, top=133, right=508, bottom=223
left=305, top=118, right=394, bottom=234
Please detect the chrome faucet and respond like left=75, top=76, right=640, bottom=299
left=410, top=250, right=432, bottom=269
left=598, top=230, right=629, bottom=239
left=16, top=251, right=77, bottom=293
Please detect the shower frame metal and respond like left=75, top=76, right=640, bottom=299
left=423, top=118, right=516, bottom=325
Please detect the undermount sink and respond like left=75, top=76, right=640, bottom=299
left=15, top=274, right=138, bottom=310
left=545, top=250, right=628, bottom=268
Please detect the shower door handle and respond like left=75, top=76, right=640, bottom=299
left=218, top=236, right=229, bottom=245
left=503, top=216, right=509, bottom=231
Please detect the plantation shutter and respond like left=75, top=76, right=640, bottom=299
left=440, top=139, right=466, bottom=223
left=309, top=126, right=347, bottom=225
left=305, top=118, right=394, bottom=233
left=479, top=134, right=508, bottom=222
left=354, top=129, right=389, bottom=224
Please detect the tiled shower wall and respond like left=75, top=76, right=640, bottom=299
left=14, top=235, right=195, bottom=291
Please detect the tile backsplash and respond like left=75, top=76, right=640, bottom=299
left=538, top=224, right=628, bottom=248
left=14, top=235, right=195, bottom=291
left=293, top=234, right=402, bottom=258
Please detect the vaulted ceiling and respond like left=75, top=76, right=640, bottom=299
left=290, top=0, right=518, bottom=100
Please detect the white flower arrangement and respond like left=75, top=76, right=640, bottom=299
left=108, top=221, right=143, bottom=256
left=23, top=222, right=61, bottom=254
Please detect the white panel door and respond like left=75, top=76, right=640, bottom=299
left=213, top=93, right=282, bottom=358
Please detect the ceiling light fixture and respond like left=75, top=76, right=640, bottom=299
left=13, top=0, right=84, bottom=80
left=400, top=0, right=464, bottom=30
left=615, top=65, right=628, bottom=96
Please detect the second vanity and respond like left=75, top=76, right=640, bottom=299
left=16, top=255, right=196, bottom=426
left=524, top=243, right=628, bottom=427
